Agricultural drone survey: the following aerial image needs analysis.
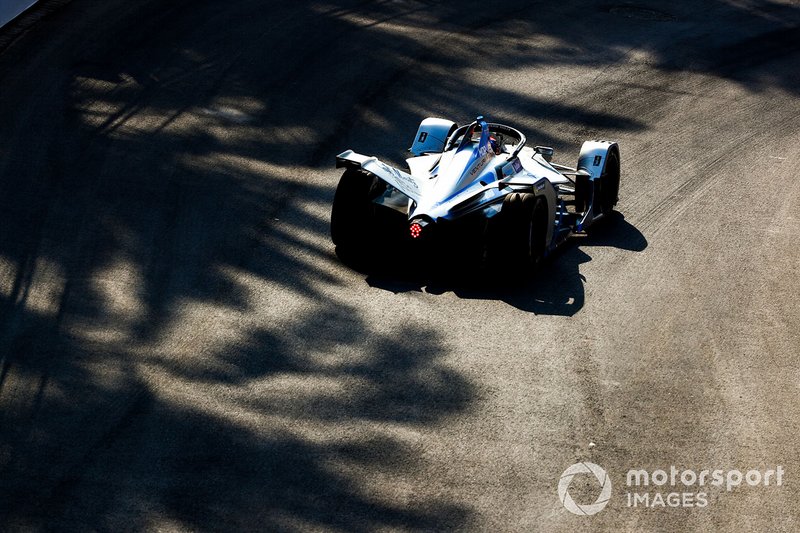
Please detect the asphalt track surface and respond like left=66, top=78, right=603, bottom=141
left=0, top=1, right=799, bottom=531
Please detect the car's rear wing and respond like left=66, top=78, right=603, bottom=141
left=336, top=150, right=423, bottom=203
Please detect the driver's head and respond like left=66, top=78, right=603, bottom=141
left=489, top=135, right=501, bottom=155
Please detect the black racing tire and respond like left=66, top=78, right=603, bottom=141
left=574, top=173, right=590, bottom=215
left=330, top=168, right=384, bottom=256
left=485, top=192, right=548, bottom=272
left=530, top=196, right=548, bottom=266
left=599, top=149, right=620, bottom=215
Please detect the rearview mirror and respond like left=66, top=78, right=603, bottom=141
left=534, top=145, right=554, bottom=162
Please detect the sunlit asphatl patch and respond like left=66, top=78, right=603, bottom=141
left=409, top=222, right=423, bottom=239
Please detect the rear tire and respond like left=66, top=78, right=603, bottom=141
left=330, top=168, right=384, bottom=258
left=485, top=192, right=547, bottom=272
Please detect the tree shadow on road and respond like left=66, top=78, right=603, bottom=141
left=0, top=292, right=477, bottom=531
left=0, top=0, right=790, bottom=529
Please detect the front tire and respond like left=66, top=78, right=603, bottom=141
left=599, top=149, right=620, bottom=216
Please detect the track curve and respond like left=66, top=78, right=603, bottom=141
left=0, top=1, right=798, bottom=531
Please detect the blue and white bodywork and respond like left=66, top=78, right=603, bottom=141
left=332, top=116, right=620, bottom=268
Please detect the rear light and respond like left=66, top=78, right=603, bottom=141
left=409, top=218, right=431, bottom=239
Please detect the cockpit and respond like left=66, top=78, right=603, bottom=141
left=444, top=120, right=526, bottom=159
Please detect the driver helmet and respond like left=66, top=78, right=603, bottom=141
left=489, top=135, right=501, bottom=155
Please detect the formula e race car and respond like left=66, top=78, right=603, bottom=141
left=331, top=116, right=620, bottom=269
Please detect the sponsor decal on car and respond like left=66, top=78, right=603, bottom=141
left=502, top=158, right=523, bottom=177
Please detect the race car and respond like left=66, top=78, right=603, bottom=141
left=331, top=115, right=620, bottom=269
